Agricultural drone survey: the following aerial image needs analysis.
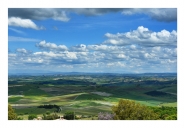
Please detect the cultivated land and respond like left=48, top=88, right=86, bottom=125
left=8, top=73, right=177, bottom=120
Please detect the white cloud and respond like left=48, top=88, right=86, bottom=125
left=22, top=58, right=44, bottom=64
left=103, top=39, right=126, bottom=45
left=16, top=48, right=28, bottom=54
left=103, top=26, right=177, bottom=47
left=36, top=40, right=68, bottom=51
left=8, top=53, right=16, bottom=57
left=88, top=44, right=109, bottom=51
left=52, top=11, right=70, bottom=22
left=64, top=51, right=77, bottom=59
left=8, top=27, right=177, bottom=73
left=71, top=44, right=88, bottom=52
left=116, top=54, right=126, bottom=59
left=8, top=36, right=41, bottom=42
left=34, top=51, right=58, bottom=57
left=144, top=53, right=154, bottom=59
left=8, top=17, right=44, bottom=30
left=152, top=46, right=161, bottom=52
left=33, top=51, right=78, bottom=61
left=8, top=28, right=26, bottom=35
left=87, top=44, right=122, bottom=52
left=130, top=45, right=136, bottom=50
left=167, top=59, right=176, bottom=64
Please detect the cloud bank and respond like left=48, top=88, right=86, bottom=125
left=8, top=26, right=177, bottom=73
left=8, top=8, right=177, bottom=23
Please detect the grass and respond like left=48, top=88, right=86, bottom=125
left=15, top=106, right=57, bottom=115
left=8, top=97, right=23, bottom=102
left=135, top=100, right=163, bottom=106
left=76, top=93, right=105, bottom=101
left=70, top=101, right=103, bottom=108
left=161, top=102, right=177, bottom=107
left=157, top=85, right=177, bottom=93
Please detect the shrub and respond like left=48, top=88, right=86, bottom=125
left=17, top=117, right=24, bottom=120
left=148, top=106, right=177, bottom=120
left=42, top=113, right=59, bottom=120
left=165, top=114, right=177, bottom=120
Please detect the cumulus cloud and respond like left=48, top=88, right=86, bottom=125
left=8, top=45, right=177, bottom=73
left=36, top=51, right=78, bottom=60
left=121, top=8, right=177, bottom=22
left=152, top=46, right=161, bottom=52
left=36, top=40, right=68, bottom=51
left=8, top=53, right=16, bottom=57
left=87, top=44, right=123, bottom=52
left=8, top=8, right=70, bottom=22
left=107, top=61, right=125, bottom=67
left=25, top=38, right=176, bottom=71
left=64, top=51, right=78, bottom=59
left=16, top=48, right=28, bottom=54
left=22, top=58, right=44, bottom=64
left=103, top=26, right=177, bottom=47
left=8, top=17, right=44, bottom=30
left=130, top=45, right=136, bottom=50
left=70, top=44, right=88, bottom=52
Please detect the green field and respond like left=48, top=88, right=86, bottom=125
left=8, top=73, right=177, bottom=120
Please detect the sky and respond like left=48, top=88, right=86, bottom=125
left=8, top=8, right=177, bottom=74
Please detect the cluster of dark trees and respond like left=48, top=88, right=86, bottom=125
left=37, top=104, right=61, bottom=112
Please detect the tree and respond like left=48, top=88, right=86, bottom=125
left=111, top=99, right=159, bottom=120
left=64, top=111, right=75, bottom=120
left=28, top=114, right=37, bottom=120
left=8, top=104, right=17, bottom=120
left=46, top=111, right=51, bottom=115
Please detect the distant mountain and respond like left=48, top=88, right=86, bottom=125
left=8, top=69, right=57, bottom=76
left=8, top=69, right=177, bottom=77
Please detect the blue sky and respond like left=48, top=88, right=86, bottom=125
left=8, top=8, right=177, bottom=73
